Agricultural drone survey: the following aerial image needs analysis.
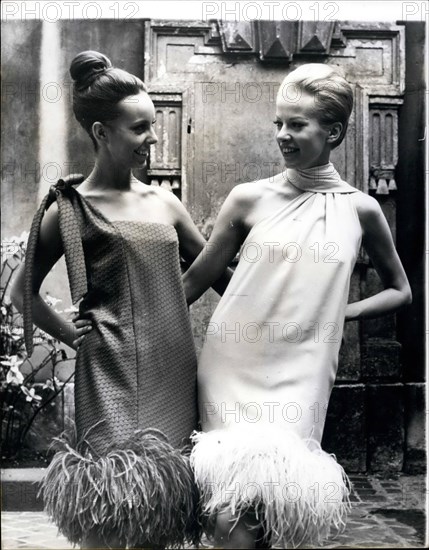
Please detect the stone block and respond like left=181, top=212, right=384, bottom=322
left=404, top=383, right=426, bottom=474
left=362, top=338, right=402, bottom=381
left=337, top=322, right=361, bottom=382
left=1, top=468, right=45, bottom=511
left=366, top=384, right=404, bottom=472
left=337, top=269, right=362, bottom=382
left=322, top=384, right=366, bottom=473
left=361, top=267, right=396, bottom=340
left=337, top=266, right=361, bottom=383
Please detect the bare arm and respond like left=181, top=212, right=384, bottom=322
left=167, top=192, right=234, bottom=296
left=182, top=186, right=249, bottom=305
left=10, top=202, right=91, bottom=349
left=345, top=194, right=412, bottom=321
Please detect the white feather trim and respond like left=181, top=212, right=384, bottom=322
left=190, top=425, right=351, bottom=548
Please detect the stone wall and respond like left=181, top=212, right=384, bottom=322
left=1, top=19, right=425, bottom=473
left=1, top=19, right=146, bottom=330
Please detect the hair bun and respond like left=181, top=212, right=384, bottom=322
left=70, top=51, right=112, bottom=90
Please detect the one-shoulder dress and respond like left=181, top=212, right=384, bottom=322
left=23, top=175, right=201, bottom=547
left=190, top=163, right=363, bottom=547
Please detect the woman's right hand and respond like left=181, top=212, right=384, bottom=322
left=72, top=314, right=93, bottom=349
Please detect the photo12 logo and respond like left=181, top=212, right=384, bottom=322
left=201, top=2, right=340, bottom=22
left=1, top=2, right=143, bottom=21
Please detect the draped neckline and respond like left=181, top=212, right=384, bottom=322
left=283, top=162, right=358, bottom=194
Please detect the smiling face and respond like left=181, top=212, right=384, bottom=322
left=100, top=91, right=158, bottom=170
left=275, top=90, right=335, bottom=170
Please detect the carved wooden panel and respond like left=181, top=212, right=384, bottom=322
left=368, top=101, right=400, bottom=194
left=151, top=105, right=181, bottom=170
left=147, top=93, right=182, bottom=197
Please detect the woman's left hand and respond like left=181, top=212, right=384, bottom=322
left=71, top=313, right=93, bottom=349
left=346, top=193, right=412, bottom=320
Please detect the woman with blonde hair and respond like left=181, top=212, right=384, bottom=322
left=184, top=64, right=412, bottom=547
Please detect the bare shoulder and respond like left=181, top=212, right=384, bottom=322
left=219, top=176, right=287, bottom=231
left=140, top=183, right=193, bottom=226
left=133, top=180, right=179, bottom=210
left=350, top=191, right=385, bottom=234
left=350, top=190, right=380, bottom=213
left=146, top=183, right=185, bottom=209
left=37, top=199, right=63, bottom=252
left=141, top=182, right=175, bottom=201
left=228, top=178, right=269, bottom=208
left=41, top=199, right=60, bottom=230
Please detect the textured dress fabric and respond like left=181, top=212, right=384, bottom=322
left=24, top=176, right=200, bottom=546
left=191, top=163, right=363, bottom=547
left=71, top=189, right=198, bottom=452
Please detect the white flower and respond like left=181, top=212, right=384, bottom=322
left=2, top=356, right=25, bottom=386
left=21, top=386, right=42, bottom=403
left=10, top=327, right=24, bottom=341
left=1, top=231, right=29, bottom=260
left=43, top=376, right=61, bottom=390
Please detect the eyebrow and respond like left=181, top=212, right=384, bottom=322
left=132, top=117, right=156, bottom=124
left=274, top=116, right=308, bottom=121
left=130, top=119, right=151, bottom=127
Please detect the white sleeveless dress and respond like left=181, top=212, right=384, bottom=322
left=191, top=163, right=363, bottom=547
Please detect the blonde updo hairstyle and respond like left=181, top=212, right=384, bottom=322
left=278, top=64, right=353, bottom=149
left=70, top=50, right=147, bottom=148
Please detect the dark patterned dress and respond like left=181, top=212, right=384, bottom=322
left=24, top=175, right=200, bottom=546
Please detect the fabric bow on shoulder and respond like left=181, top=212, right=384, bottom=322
left=23, top=174, right=88, bottom=356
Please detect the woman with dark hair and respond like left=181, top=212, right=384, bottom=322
left=11, top=50, right=228, bottom=549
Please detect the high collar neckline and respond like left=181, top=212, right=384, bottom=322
left=284, top=162, right=358, bottom=194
